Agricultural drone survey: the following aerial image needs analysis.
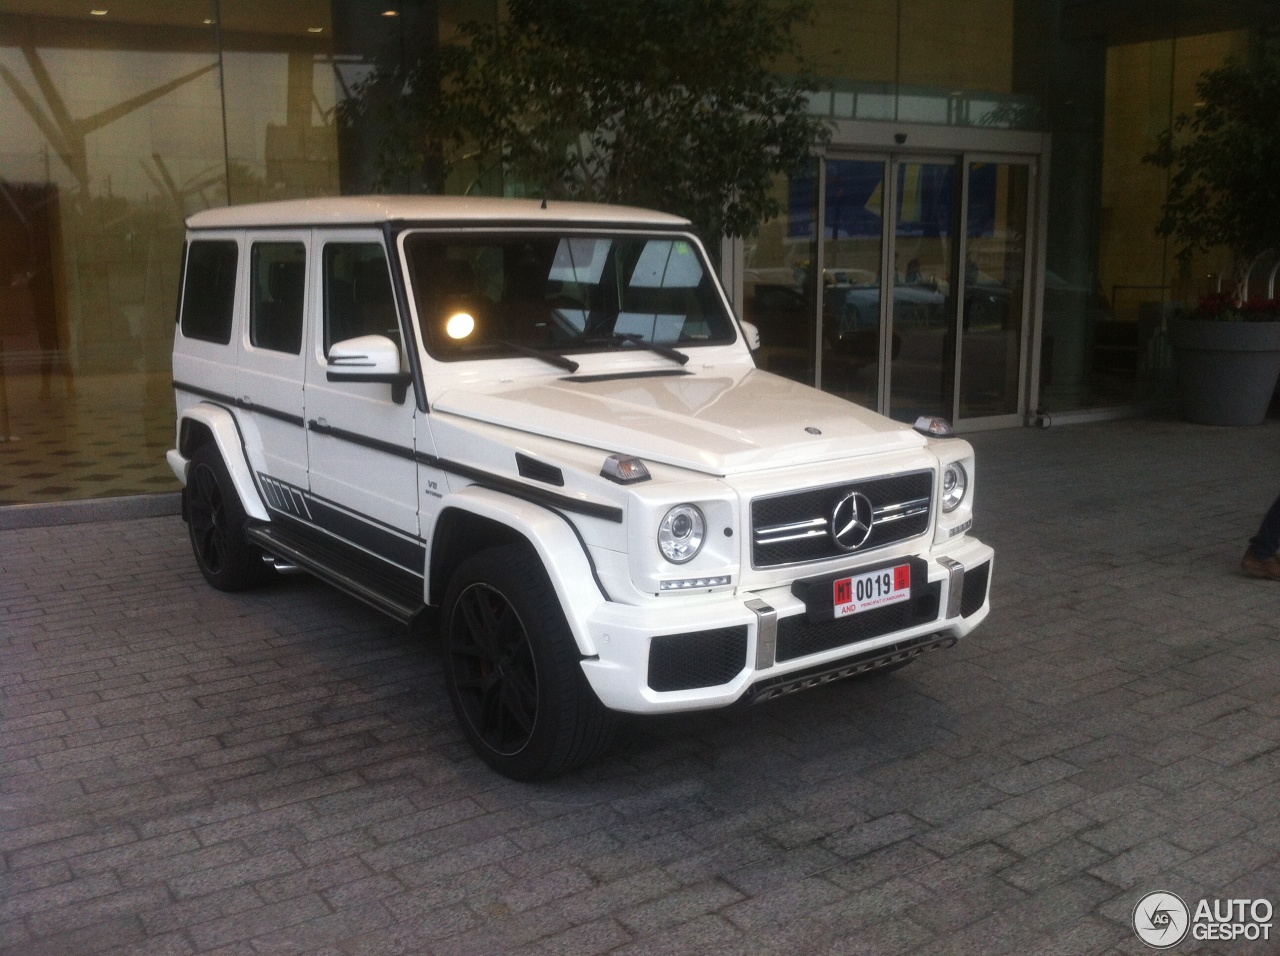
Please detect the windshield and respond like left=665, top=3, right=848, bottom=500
left=403, top=232, right=736, bottom=361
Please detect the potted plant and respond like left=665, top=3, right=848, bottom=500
left=1166, top=292, right=1280, bottom=425
left=1144, top=48, right=1280, bottom=425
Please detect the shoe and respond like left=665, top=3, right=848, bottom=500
left=1241, top=550, right=1280, bottom=580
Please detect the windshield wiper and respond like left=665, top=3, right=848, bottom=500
left=587, top=333, right=689, bottom=366
left=498, top=340, right=580, bottom=373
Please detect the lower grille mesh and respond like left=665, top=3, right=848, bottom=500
left=648, top=626, right=748, bottom=692
left=961, top=561, right=990, bottom=618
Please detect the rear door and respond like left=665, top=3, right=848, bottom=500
left=234, top=234, right=309, bottom=507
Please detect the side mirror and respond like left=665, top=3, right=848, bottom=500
left=740, top=320, right=761, bottom=351
left=327, top=334, right=412, bottom=404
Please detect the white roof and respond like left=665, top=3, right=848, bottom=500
left=186, top=195, right=692, bottom=230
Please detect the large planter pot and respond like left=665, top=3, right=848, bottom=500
left=1170, top=317, right=1280, bottom=425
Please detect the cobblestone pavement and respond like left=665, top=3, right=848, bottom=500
left=3, top=416, right=1279, bottom=956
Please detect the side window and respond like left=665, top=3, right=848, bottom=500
left=180, top=240, right=238, bottom=344
left=323, top=243, right=399, bottom=353
left=249, top=241, right=305, bottom=353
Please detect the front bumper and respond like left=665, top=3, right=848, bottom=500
left=580, top=536, right=993, bottom=713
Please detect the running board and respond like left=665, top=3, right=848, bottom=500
left=247, top=523, right=425, bottom=625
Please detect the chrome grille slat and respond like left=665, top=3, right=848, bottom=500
left=755, top=528, right=829, bottom=545
left=874, top=497, right=931, bottom=516
left=750, top=470, right=934, bottom=569
left=756, top=517, right=828, bottom=537
left=873, top=507, right=929, bottom=525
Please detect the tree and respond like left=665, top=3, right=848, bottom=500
left=345, top=0, right=828, bottom=239
left=1144, top=47, right=1280, bottom=300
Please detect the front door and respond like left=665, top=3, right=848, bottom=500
left=751, top=145, right=1038, bottom=428
left=824, top=152, right=1035, bottom=427
left=303, top=229, right=422, bottom=575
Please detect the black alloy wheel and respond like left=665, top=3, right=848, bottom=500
left=449, top=580, right=540, bottom=757
left=184, top=443, right=273, bottom=592
left=442, top=545, right=615, bottom=780
left=188, top=459, right=228, bottom=575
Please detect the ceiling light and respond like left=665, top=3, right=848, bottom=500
left=89, top=8, right=108, bottom=15
left=203, top=18, right=216, bottom=25
left=307, top=26, right=324, bottom=33
left=445, top=312, right=475, bottom=340
left=381, top=9, right=399, bottom=15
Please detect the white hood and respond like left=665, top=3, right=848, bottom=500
left=432, top=367, right=925, bottom=476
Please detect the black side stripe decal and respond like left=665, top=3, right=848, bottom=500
left=307, top=419, right=624, bottom=523
left=174, top=382, right=625, bottom=523
left=174, top=382, right=304, bottom=427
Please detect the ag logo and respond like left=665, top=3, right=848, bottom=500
left=1133, top=891, right=1190, bottom=948
left=830, top=491, right=874, bottom=551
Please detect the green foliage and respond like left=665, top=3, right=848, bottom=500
left=345, top=0, right=828, bottom=238
left=1144, top=50, right=1280, bottom=297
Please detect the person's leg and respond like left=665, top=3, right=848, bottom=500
left=1242, top=493, right=1280, bottom=579
left=1249, top=493, right=1280, bottom=558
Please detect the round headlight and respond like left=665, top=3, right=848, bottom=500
left=942, top=463, right=968, bottom=513
left=658, top=504, right=705, bottom=564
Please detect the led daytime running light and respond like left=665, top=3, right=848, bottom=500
left=660, top=576, right=731, bottom=591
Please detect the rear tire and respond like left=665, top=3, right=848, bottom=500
left=442, top=545, right=615, bottom=780
left=184, top=443, right=273, bottom=592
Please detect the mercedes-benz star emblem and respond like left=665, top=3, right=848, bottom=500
left=830, top=491, right=874, bottom=551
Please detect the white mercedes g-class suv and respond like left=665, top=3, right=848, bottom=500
left=169, top=196, right=992, bottom=780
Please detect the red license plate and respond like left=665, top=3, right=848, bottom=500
left=833, top=564, right=911, bottom=618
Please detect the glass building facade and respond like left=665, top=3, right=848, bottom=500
left=0, top=0, right=1273, bottom=505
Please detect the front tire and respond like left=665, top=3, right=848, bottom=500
left=184, top=443, right=273, bottom=592
left=442, top=545, right=615, bottom=780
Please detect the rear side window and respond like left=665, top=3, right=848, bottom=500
left=181, top=240, right=238, bottom=344
left=250, top=242, right=306, bottom=353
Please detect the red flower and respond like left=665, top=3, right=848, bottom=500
left=1195, top=292, right=1239, bottom=316
left=1241, top=297, right=1280, bottom=318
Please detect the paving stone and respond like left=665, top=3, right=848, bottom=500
left=998, top=837, right=1110, bottom=892
left=5, top=418, right=1280, bottom=954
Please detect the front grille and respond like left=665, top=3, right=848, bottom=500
left=648, top=626, right=749, bottom=692
left=751, top=471, right=933, bottom=568
left=775, top=580, right=942, bottom=662
left=961, top=561, right=990, bottom=618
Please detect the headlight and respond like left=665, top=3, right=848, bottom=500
left=942, top=463, right=967, bottom=512
left=658, top=504, right=705, bottom=564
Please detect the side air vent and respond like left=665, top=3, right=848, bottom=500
left=515, top=453, right=565, bottom=487
left=961, top=561, right=991, bottom=618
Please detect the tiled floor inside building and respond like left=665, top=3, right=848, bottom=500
left=0, top=368, right=178, bottom=505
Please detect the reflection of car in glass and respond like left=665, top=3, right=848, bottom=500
left=963, top=280, right=1012, bottom=331
left=826, top=269, right=946, bottom=333
left=170, top=197, right=993, bottom=781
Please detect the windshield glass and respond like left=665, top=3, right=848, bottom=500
left=403, top=232, right=736, bottom=361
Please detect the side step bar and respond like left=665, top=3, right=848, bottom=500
left=247, top=523, right=425, bottom=625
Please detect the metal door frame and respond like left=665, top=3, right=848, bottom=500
left=810, top=122, right=1050, bottom=429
